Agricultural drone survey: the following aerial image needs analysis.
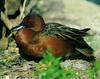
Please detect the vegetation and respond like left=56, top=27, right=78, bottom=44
left=33, top=50, right=78, bottom=79
left=33, top=50, right=100, bottom=79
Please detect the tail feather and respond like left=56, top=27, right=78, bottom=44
left=75, top=48, right=93, bottom=57
left=80, top=28, right=90, bottom=32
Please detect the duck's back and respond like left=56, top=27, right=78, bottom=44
left=41, top=23, right=93, bottom=57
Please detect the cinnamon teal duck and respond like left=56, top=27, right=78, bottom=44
left=11, top=14, right=94, bottom=61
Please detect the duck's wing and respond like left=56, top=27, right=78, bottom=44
left=44, top=23, right=89, bottom=39
left=43, top=23, right=93, bottom=56
left=74, top=38, right=93, bottom=56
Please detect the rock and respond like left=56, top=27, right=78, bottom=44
left=5, top=0, right=21, bottom=15
left=61, top=60, right=92, bottom=71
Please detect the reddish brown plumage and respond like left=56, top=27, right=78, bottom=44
left=22, top=15, right=45, bottom=32
left=39, top=36, right=74, bottom=57
left=15, top=28, right=74, bottom=57
left=11, top=14, right=94, bottom=61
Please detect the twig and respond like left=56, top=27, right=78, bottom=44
left=1, top=12, right=12, bottom=30
left=2, top=26, right=6, bottom=38
left=19, top=0, right=27, bottom=18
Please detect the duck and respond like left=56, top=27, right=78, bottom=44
left=11, top=14, right=94, bottom=61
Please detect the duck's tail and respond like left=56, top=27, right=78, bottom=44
left=80, top=28, right=90, bottom=32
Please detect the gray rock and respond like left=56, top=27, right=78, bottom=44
left=61, top=60, right=92, bottom=71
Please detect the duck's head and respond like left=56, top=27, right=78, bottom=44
left=11, top=14, right=45, bottom=32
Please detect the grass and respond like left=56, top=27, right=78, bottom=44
left=32, top=49, right=100, bottom=79
left=33, top=50, right=100, bottom=79
left=85, top=60, right=100, bottom=79
left=32, top=49, right=78, bottom=79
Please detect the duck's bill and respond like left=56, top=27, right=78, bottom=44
left=11, top=23, right=25, bottom=32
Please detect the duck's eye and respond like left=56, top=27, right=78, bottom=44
left=28, top=19, right=33, bottom=23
